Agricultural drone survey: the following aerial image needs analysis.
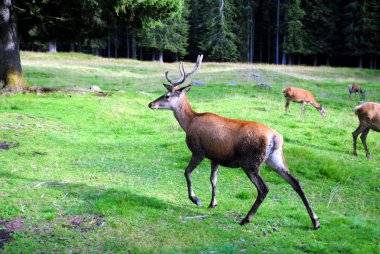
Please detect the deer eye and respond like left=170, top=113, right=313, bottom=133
left=165, top=95, right=170, bottom=99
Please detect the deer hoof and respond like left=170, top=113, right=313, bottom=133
left=313, top=219, right=321, bottom=230
left=208, top=203, right=217, bottom=208
left=190, top=197, right=202, bottom=206
left=239, top=218, right=250, bottom=226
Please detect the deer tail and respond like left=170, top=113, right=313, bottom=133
left=354, top=105, right=363, bottom=115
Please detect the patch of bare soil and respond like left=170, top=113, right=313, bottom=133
left=33, top=214, right=106, bottom=241
left=0, top=217, right=26, bottom=249
left=0, top=142, right=19, bottom=150
left=32, top=151, right=47, bottom=156
left=94, top=92, right=110, bottom=97
left=62, top=214, right=105, bottom=232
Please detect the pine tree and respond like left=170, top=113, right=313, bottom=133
left=137, top=0, right=189, bottom=62
left=199, top=0, right=238, bottom=62
left=302, top=0, right=337, bottom=65
left=282, top=0, right=306, bottom=65
left=234, top=0, right=257, bottom=62
left=343, top=0, right=374, bottom=68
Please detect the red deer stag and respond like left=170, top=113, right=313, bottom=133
left=282, top=86, right=326, bottom=117
left=352, top=102, right=380, bottom=159
left=348, top=83, right=365, bottom=100
left=148, top=56, right=320, bottom=229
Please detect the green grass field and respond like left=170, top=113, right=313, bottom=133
left=0, top=52, right=379, bottom=253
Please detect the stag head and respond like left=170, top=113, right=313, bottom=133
left=148, top=55, right=203, bottom=110
left=318, top=105, right=326, bottom=118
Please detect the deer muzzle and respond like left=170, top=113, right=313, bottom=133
left=148, top=102, right=156, bottom=109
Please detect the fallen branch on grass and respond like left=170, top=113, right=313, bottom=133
left=33, top=181, right=70, bottom=188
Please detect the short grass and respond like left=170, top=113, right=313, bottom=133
left=0, top=51, right=379, bottom=253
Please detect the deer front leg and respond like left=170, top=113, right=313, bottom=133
left=360, top=129, right=372, bottom=159
left=301, top=101, right=306, bottom=116
left=184, top=155, right=204, bottom=206
left=240, top=168, right=269, bottom=225
left=209, top=161, right=219, bottom=208
left=285, top=100, right=290, bottom=114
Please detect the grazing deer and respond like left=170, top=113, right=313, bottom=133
left=348, top=83, right=365, bottom=100
left=282, top=86, right=326, bottom=118
left=352, top=102, right=380, bottom=159
left=148, top=56, right=320, bottom=229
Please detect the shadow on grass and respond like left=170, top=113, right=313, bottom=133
left=50, top=181, right=173, bottom=213
left=0, top=170, right=182, bottom=216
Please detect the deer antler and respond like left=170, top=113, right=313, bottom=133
left=165, top=55, right=203, bottom=87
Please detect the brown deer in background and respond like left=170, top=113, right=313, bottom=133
left=282, top=86, right=326, bottom=117
left=348, top=83, right=366, bottom=100
left=148, top=56, right=320, bottom=229
left=352, top=102, right=380, bottom=159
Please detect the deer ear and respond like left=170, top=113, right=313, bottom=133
left=163, top=83, right=173, bottom=92
left=179, top=85, right=191, bottom=94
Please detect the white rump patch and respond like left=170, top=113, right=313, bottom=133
left=266, top=148, right=288, bottom=173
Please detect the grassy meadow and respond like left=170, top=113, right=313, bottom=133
left=0, top=51, right=379, bottom=253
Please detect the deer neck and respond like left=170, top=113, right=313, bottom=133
left=310, top=100, right=320, bottom=109
left=172, top=95, right=196, bottom=132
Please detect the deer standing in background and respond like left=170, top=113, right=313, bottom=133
left=348, top=83, right=365, bottom=100
left=148, top=56, right=320, bottom=229
left=352, top=102, right=380, bottom=159
left=282, top=86, right=326, bottom=118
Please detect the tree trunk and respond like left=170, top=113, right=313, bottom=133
left=326, top=56, right=330, bottom=66
left=114, top=32, right=118, bottom=58
left=131, top=35, right=136, bottom=59
left=107, top=34, right=111, bottom=57
left=158, top=50, right=164, bottom=63
left=374, top=56, right=377, bottom=69
left=275, top=0, right=280, bottom=64
left=313, top=57, right=317, bottom=66
left=288, top=55, right=292, bottom=65
left=0, top=0, right=28, bottom=92
left=248, top=6, right=255, bottom=63
left=126, top=29, right=130, bottom=58
left=48, top=41, right=57, bottom=52
left=267, top=19, right=271, bottom=63
left=358, top=55, right=362, bottom=68
left=369, top=55, right=373, bottom=69
left=152, top=49, right=156, bottom=61
left=259, top=37, right=262, bottom=62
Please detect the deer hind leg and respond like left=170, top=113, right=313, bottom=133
left=266, top=149, right=320, bottom=229
left=352, top=124, right=366, bottom=156
left=184, top=155, right=204, bottom=206
left=240, top=167, right=269, bottom=225
left=360, top=128, right=371, bottom=159
left=209, top=161, right=219, bottom=208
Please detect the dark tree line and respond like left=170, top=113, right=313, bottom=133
left=1, top=0, right=379, bottom=91
left=0, top=0, right=182, bottom=90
